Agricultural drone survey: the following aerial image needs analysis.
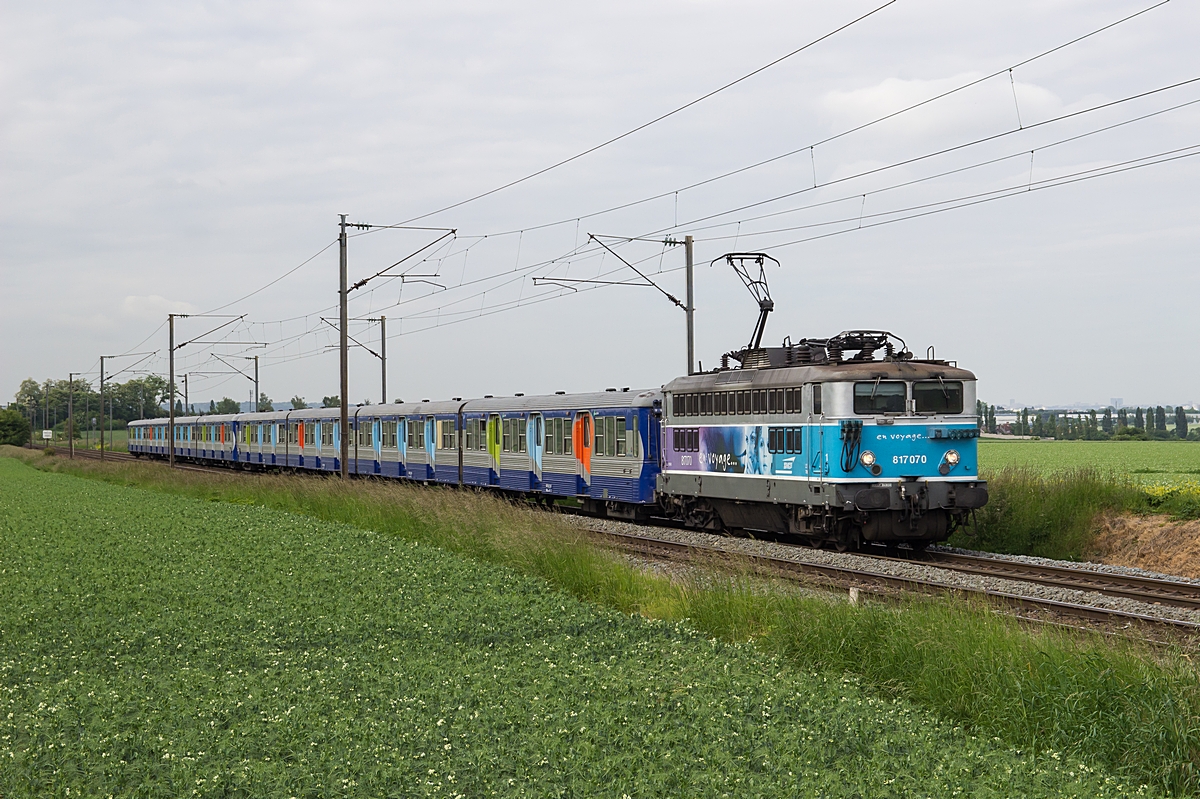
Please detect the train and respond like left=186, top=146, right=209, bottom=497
left=128, top=327, right=988, bottom=551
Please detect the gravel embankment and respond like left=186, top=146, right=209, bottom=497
left=566, top=516, right=1200, bottom=626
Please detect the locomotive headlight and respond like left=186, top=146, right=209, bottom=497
left=944, top=449, right=960, bottom=465
left=860, top=450, right=876, bottom=467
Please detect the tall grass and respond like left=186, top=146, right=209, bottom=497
left=950, top=466, right=1200, bottom=560
left=7, top=446, right=1200, bottom=795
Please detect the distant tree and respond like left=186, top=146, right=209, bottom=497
left=209, top=400, right=217, bottom=413
left=322, top=396, right=340, bottom=408
left=1102, top=408, right=1113, bottom=434
left=290, top=396, right=308, bottom=410
left=1117, top=408, right=1127, bottom=428
left=1156, top=406, right=1167, bottom=432
left=1135, top=407, right=1144, bottom=429
left=215, top=397, right=240, bottom=414
left=1176, top=407, right=1189, bottom=439
left=0, top=408, right=31, bottom=446
left=257, top=393, right=274, bottom=412
left=174, top=400, right=183, bottom=416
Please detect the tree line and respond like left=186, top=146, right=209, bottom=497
left=3, top=374, right=352, bottom=446
left=979, top=401, right=1195, bottom=441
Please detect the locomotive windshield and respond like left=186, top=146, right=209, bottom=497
left=913, top=380, right=964, bottom=414
left=853, top=381, right=906, bottom=413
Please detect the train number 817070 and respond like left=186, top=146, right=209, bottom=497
left=892, top=454, right=928, bottom=465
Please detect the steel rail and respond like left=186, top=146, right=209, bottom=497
left=588, top=530, right=1200, bottom=632
left=906, top=550, right=1200, bottom=611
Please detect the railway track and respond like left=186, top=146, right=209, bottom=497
left=902, top=549, right=1200, bottom=612
left=584, top=528, right=1200, bottom=633
left=66, top=447, right=220, bottom=474
left=45, top=446, right=1200, bottom=632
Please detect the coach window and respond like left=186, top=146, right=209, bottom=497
left=854, top=381, right=907, bottom=414
left=615, top=417, right=627, bottom=456
left=812, top=384, right=823, bottom=416
left=767, top=427, right=803, bottom=454
left=913, top=380, right=964, bottom=414
left=407, top=419, right=423, bottom=449
left=555, top=417, right=567, bottom=454
left=594, top=417, right=605, bottom=456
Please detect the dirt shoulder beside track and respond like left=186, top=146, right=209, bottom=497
left=1089, top=512, right=1200, bottom=579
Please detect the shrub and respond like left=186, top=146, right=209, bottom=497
left=0, top=409, right=30, bottom=447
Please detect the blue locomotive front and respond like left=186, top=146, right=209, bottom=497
left=656, top=332, right=988, bottom=550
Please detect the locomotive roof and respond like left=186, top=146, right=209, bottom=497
left=664, top=360, right=976, bottom=392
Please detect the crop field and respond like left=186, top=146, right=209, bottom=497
left=980, top=439, right=1200, bottom=487
left=0, top=457, right=1162, bottom=797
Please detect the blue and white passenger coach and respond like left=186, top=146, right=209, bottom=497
left=658, top=331, right=988, bottom=550
left=129, top=389, right=664, bottom=517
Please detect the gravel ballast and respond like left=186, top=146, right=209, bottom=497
left=567, top=516, right=1200, bottom=626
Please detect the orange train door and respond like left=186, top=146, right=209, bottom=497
left=572, top=411, right=592, bottom=492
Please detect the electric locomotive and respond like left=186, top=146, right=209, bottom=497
left=658, top=330, right=987, bottom=550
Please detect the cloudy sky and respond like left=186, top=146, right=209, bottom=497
left=3, top=0, right=1197, bottom=410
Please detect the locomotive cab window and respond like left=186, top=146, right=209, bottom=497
left=913, top=380, right=964, bottom=414
left=854, top=381, right=906, bottom=414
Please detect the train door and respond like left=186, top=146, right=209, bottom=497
left=487, top=413, right=501, bottom=485
left=528, top=413, right=543, bottom=486
left=424, top=416, right=436, bottom=480
left=805, top=383, right=827, bottom=481
left=372, top=418, right=382, bottom=475
left=573, top=411, right=592, bottom=494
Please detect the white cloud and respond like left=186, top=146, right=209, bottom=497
left=121, top=295, right=195, bottom=317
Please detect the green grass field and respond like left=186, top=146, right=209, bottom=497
left=980, top=439, right=1200, bottom=487
left=0, top=456, right=1148, bottom=797
left=6, top=451, right=1200, bottom=795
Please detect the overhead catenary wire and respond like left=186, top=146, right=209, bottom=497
left=442, top=0, right=1175, bottom=240
left=676, top=95, right=1200, bottom=235
left=647, top=75, right=1200, bottom=238
left=384, top=0, right=899, bottom=227
left=90, top=0, right=1176, bottom=375
left=142, top=17, right=1200, bottom=374
left=335, top=141, right=1200, bottom=344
